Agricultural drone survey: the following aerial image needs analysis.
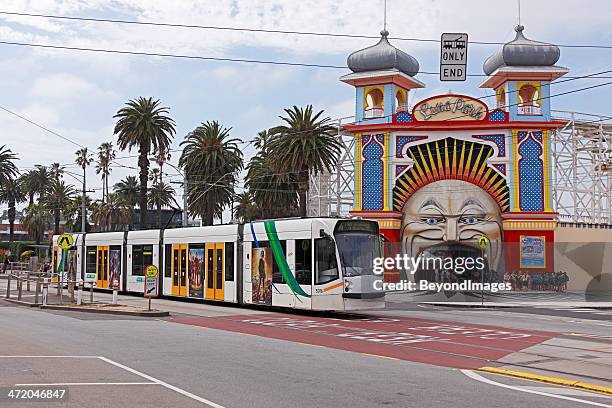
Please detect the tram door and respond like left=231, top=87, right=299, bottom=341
left=205, top=243, right=224, bottom=300
left=172, top=244, right=188, bottom=297
left=96, top=246, right=109, bottom=288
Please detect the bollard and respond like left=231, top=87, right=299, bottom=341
left=26, top=272, right=30, bottom=292
left=76, top=279, right=83, bottom=305
left=42, top=279, right=49, bottom=306
left=17, top=279, right=22, bottom=301
left=90, top=282, right=94, bottom=303
left=6, top=274, right=10, bottom=298
left=34, top=277, right=41, bottom=305
left=112, top=279, right=119, bottom=305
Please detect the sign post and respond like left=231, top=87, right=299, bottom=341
left=144, top=265, right=159, bottom=311
left=440, top=33, right=468, bottom=81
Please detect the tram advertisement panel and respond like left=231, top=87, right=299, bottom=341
left=109, top=249, right=121, bottom=289
left=252, top=247, right=272, bottom=305
left=189, top=247, right=204, bottom=298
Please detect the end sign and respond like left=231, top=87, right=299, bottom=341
left=440, top=33, right=468, bottom=81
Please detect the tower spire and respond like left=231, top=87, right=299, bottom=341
left=383, top=0, right=387, bottom=32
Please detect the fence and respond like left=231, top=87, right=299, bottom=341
left=4, top=271, right=95, bottom=306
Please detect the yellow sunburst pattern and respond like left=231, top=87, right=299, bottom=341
left=393, top=138, right=510, bottom=212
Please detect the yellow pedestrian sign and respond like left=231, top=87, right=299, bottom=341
left=145, top=265, right=159, bottom=278
left=57, top=233, right=74, bottom=250
left=477, top=236, right=489, bottom=250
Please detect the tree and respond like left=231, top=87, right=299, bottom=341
left=90, top=193, right=131, bottom=232
left=0, top=178, right=26, bottom=245
left=113, top=97, right=176, bottom=229
left=245, top=149, right=298, bottom=219
left=96, top=142, right=116, bottom=203
left=21, top=204, right=51, bottom=245
left=267, top=105, right=341, bottom=217
left=148, top=181, right=178, bottom=228
left=64, top=195, right=92, bottom=232
left=153, top=147, right=171, bottom=184
left=179, top=121, right=243, bottom=226
left=233, top=191, right=260, bottom=223
left=113, top=175, right=139, bottom=229
left=149, top=168, right=161, bottom=185
left=49, top=162, right=64, bottom=183
left=0, top=145, right=21, bottom=246
left=44, top=180, right=75, bottom=235
left=19, top=169, right=41, bottom=206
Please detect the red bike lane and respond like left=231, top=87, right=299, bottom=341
left=168, top=313, right=556, bottom=369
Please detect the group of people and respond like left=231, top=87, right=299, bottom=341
left=503, top=270, right=569, bottom=292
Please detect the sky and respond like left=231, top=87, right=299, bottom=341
left=0, top=0, right=611, bottom=219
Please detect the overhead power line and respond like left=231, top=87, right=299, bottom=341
left=2, top=39, right=612, bottom=79
left=1, top=10, right=611, bottom=49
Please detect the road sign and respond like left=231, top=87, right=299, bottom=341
left=478, top=236, right=489, bottom=249
left=84, top=272, right=96, bottom=283
left=440, top=33, right=468, bottom=81
left=144, top=265, right=159, bottom=298
left=57, top=233, right=74, bottom=250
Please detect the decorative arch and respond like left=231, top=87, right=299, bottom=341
left=393, top=137, right=510, bottom=212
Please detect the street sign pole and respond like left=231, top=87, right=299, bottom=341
left=144, top=265, right=159, bottom=311
left=477, top=236, right=490, bottom=306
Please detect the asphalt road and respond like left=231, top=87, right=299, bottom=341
left=1, top=297, right=611, bottom=408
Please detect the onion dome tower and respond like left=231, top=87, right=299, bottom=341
left=341, top=30, right=424, bottom=124
left=480, top=24, right=568, bottom=121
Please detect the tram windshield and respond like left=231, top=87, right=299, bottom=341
left=334, top=221, right=381, bottom=277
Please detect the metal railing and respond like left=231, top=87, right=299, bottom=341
left=5, top=271, right=92, bottom=306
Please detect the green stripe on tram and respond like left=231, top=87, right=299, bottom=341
left=264, top=221, right=311, bottom=299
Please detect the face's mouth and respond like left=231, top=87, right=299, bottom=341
left=414, top=242, right=488, bottom=281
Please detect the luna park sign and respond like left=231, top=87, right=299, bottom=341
left=413, top=94, right=488, bottom=122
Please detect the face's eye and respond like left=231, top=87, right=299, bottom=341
left=460, top=216, right=480, bottom=225
left=423, top=217, right=443, bottom=225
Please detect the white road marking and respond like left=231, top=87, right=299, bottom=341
left=0, top=355, right=98, bottom=358
left=98, top=356, right=226, bottom=408
left=461, top=370, right=612, bottom=407
left=16, top=382, right=156, bottom=386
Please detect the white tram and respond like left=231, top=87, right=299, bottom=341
left=51, top=218, right=385, bottom=311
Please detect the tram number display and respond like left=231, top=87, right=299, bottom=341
left=334, top=220, right=378, bottom=234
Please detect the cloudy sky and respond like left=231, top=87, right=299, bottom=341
left=1, top=0, right=611, bottom=214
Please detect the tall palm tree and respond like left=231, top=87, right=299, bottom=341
left=153, top=147, right=171, bottom=184
left=91, top=193, right=131, bottom=232
left=245, top=150, right=298, bottom=219
left=149, top=168, right=161, bottom=185
left=113, top=175, right=139, bottom=229
left=0, top=145, right=18, bottom=184
left=31, top=165, right=51, bottom=204
left=148, top=181, right=178, bottom=228
left=64, top=195, right=92, bottom=232
left=96, top=142, right=116, bottom=203
left=49, top=162, right=64, bottom=183
left=0, top=178, right=26, bottom=245
left=19, top=170, right=38, bottom=206
left=21, top=203, right=51, bottom=245
left=44, top=180, right=75, bottom=235
left=233, top=191, right=260, bottom=223
left=113, top=97, right=176, bottom=229
left=75, top=148, right=93, bottom=232
left=179, top=121, right=243, bottom=226
left=267, top=105, right=340, bottom=217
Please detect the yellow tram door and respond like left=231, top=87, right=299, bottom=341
left=172, top=244, right=188, bottom=296
left=205, top=243, right=224, bottom=301
left=96, top=246, right=109, bottom=288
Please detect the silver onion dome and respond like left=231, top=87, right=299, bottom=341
left=347, top=30, right=419, bottom=77
left=483, top=25, right=560, bottom=75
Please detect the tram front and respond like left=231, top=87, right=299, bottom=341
left=333, top=219, right=385, bottom=310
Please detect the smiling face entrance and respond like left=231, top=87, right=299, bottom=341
left=401, top=180, right=503, bottom=280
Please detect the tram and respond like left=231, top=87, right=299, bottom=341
left=51, top=218, right=385, bottom=311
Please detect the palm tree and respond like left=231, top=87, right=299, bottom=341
left=49, top=162, right=64, bottom=183
left=64, top=195, right=92, bottom=232
left=30, top=166, right=51, bottom=204
left=113, top=175, right=139, bottom=229
left=113, top=97, right=176, bottom=229
left=19, top=170, right=38, bottom=206
left=245, top=150, right=298, bottom=219
left=0, top=178, right=26, bottom=245
left=267, top=105, right=341, bottom=217
left=96, top=142, right=116, bottom=203
left=44, top=180, right=75, bottom=235
left=233, top=191, right=260, bottom=223
left=179, top=121, right=243, bottom=226
left=153, top=147, right=171, bottom=184
left=91, top=193, right=131, bottom=232
left=21, top=204, right=51, bottom=245
left=148, top=181, right=178, bottom=228
left=0, top=145, right=18, bottom=184
left=149, top=168, right=161, bottom=185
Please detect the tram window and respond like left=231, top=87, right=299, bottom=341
left=315, top=237, right=338, bottom=284
left=164, top=245, right=172, bottom=278
left=207, top=248, right=214, bottom=289
left=86, top=246, right=97, bottom=275
left=132, top=245, right=153, bottom=276
left=295, top=239, right=312, bottom=285
left=225, top=242, right=234, bottom=281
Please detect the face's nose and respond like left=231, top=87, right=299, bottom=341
left=444, top=217, right=458, bottom=241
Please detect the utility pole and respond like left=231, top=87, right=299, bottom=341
left=183, top=176, right=188, bottom=227
left=81, top=165, right=86, bottom=289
